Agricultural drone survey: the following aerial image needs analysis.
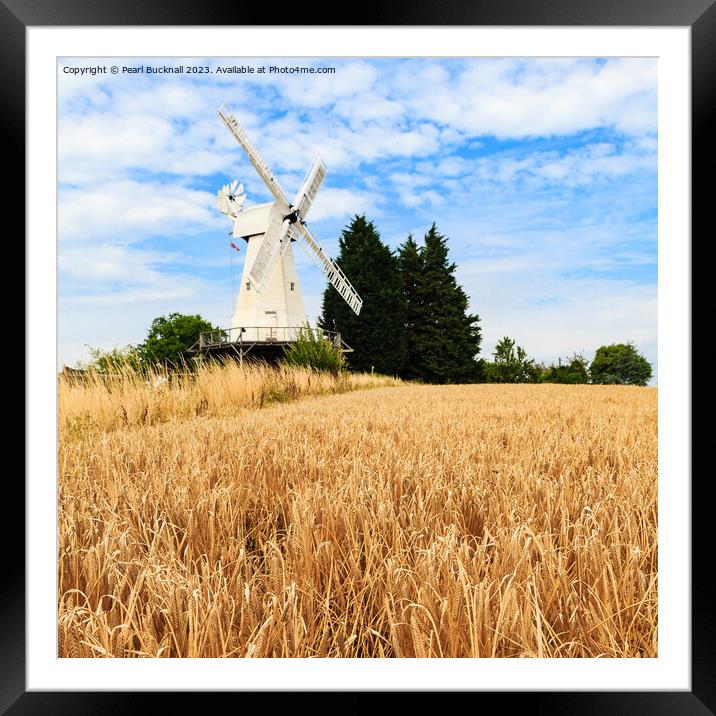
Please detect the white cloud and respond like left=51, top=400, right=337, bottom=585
left=59, top=243, right=185, bottom=286
left=59, top=57, right=657, bottom=186
left=272, top=61, right=379, bottom=109
left=59, top=112, right=237, bottom=183
left=392, top=137, right=656, bottom=210
left=59, top=179, right=222, bottom=244
left=390, top=58, right=657, bottom=139
left=307, top=188, right=382, bottom=222
left=247, top=115, right=442, bottom=173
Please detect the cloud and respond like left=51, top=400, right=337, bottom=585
left=306, top=188, right=383, bottom=222
left=387, top=58, right=657, bottom=138
left=59, top=179, right=222, bottom=244
left=59, top=243, right=185, bottom=287
left=59, top=57, right=658, bottom=185
left=239, top=114, right=442, bottom=174
left=271, top=60, right=379, bottom=108
left=388, top=136, right=656, bottom=216
left=59, top=112, right=237, bottom=184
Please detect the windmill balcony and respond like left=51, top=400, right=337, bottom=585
left=199, top=326, right=344, bottom=346
left=192, top=326, right=352, bottom=362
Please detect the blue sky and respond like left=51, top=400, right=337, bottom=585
left=58, top=57, right=657, bottom=380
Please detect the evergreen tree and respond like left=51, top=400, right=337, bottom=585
left=319, top=215, right=406, bottom=375
left=396, top=234, right=424, bottom=381
left=402, top=224, right=482, bottom=383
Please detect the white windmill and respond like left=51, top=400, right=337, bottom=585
left=216, top=103, right=362, bottom=345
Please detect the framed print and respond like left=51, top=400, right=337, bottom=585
left=11, top=0, right=707, bottom=711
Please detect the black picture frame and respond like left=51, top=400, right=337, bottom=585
left=10, top=1, right=704, bottom=712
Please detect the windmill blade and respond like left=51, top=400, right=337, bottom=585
left=217, top=182, right=245, bottom=219
left=295, top=223, right=363, bottom=316
left=218, top=104, right=291, bottom=213
left=217, top=186, right=236, bottom=218
left=248, top=217, right=292, bottom=294
left=293, top=156, right=327, bottom=220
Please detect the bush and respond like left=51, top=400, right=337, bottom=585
left=282, top=324, right=347, bottom=374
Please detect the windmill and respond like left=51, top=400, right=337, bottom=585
left=216, top=103, right=362, bottom=345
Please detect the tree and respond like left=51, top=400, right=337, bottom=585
left=398, top=224, right=482, bottom=383
left=539, top=354, right=590, bottom=384
left=78, top=344, right=141, bottom=373
left=486, top=336, right=537, bottom=383
left=137, top=313, right=221, bottom=370
left=396, top=234, right=424, bottom=381
left=282, top=323, right=347, bottom=374
left=590, top=343, right=652, bottom=386
left=319, top=215, right=406, bottom=375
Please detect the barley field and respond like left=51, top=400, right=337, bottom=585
left=58, top=367, right=657, bottom=658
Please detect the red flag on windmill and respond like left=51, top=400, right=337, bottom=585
left=229, top=241, right=241, bottom=253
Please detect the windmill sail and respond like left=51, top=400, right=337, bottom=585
left=296, top=223, right=363, bottom=315
left=293, top=157, right=327, bottom=220
left=218, top=104, right=291, bottom=213
left=248, top=217, right=293, bottom=293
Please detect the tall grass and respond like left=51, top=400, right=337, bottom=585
left=58, top=379, right=657, bottom=658
left=59, top=360, right=401, bottom=434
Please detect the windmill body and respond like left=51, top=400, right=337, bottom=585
left=215, top=103, right=362, bottom=348
left=230, top=203, right=306, bottom=342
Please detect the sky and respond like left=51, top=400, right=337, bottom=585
left=58, top=57, right=657, bottom=381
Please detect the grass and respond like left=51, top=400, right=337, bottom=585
left=58, top=369, right=657, bottom=658
left=59, top=360, right=401, bottom=434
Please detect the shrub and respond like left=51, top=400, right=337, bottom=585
left=282, top=324, right=347, bottom=374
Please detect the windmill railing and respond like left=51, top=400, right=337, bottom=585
left=198, top=326, right=345, bottom=349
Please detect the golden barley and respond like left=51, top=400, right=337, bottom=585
left=58, top=367, right=657, bottom=658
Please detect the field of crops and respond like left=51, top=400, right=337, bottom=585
left=58, top=368, right=657, bottom=658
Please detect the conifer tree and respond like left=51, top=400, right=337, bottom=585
left=401, top=224, right=482, bottom=383
left=319, top=215, right=406, bottom=375
left=396, top=234, right=425, bottom=381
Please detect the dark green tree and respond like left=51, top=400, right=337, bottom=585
left=319, top=215, right=406, bottom=375
left=137, top=312, right=221, bottom=370
left=590, top=342, right=652, bottom=386
left=485, top=336, right=537, bottom=383
left=401, top=224, right=481, bottom=383
left=396, top=234, right=424, bottom=381
left=539, top=353, right=590, bottom=384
